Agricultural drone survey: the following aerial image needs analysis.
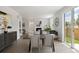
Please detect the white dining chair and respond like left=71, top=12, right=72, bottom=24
left=30, top=34, right=40, bottom=52
left=44, top=34, right=55, bottom=52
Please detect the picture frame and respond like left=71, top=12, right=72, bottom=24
left=54, top=17, right=59, bottom=27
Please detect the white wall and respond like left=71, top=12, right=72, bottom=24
left=54, top=6, right=76, bottom=42
left=23, top=17, right=50, bottom=33
left=0, top=6, right=22, bottom=39
left=50, top=17, right=54, bottom=30
left=23, top=14, right=55, bottom=36
left=25, top=15, right=54, bottom=35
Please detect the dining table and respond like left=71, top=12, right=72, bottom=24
left=29, top=33, right=55, bottom=52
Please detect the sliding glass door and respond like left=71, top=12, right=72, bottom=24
left=74, top=7, right=79, bottom=50
left=64, top=7, right=79, bottom=50
left=64, top=11, right=72, bottom=46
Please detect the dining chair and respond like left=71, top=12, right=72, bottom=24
left=45, top=34, right=55, bottom=52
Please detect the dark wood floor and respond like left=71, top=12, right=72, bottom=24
left=1, top=39, right=75, bottom=53
left=1, top=39, right=30, bottom=53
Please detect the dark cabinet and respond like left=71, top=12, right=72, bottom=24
left=8, top=32, right=17, bottom=42
left=4, top=33, right=9, bottom=47
left=0, top=31, right=17, bottom=51
left=4, top=32, right=17, bottom=47
left=0, top=33, right=4, bottom=51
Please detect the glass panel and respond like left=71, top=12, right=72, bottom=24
left=64, top=11, right=71, bottom=46
left=74, top=7, right=79, bottom=50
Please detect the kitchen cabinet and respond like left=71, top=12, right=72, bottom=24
left=0, top=31, right=17, bottom=51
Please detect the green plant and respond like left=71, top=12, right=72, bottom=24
left=44, top=25, right=51, bottom=32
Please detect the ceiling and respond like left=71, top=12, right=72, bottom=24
left=11, top=6, right=63, bottom=19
